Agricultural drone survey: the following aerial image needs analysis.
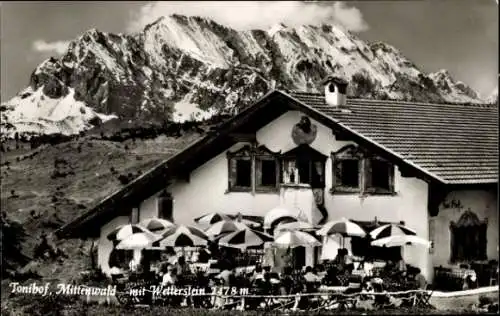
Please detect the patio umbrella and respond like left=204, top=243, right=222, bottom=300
left=116, top=231, right=161, bottom=250
left=369, top=223, right=417, bottom=240
left=264, top=206, right=306, bottom=230
left=139, top=218, right=174, bottom=232
left=317, top=218, right=366, bottom=237
left=230, top=212, right=262, bottom=228
left=218, top=228, right=274, bottom=250
left=371, top=235, right=431, bottom=248
left=273, top=230, right=321, bottom=248
left=204, top=220, right=249, bottom=237
left=320, top=235, right=346, bottom=261
left=275, top=220, right=316, bottom=233
left=317, top=218, right=366, bottom=247
left=155, top=225, right=209, bottom=248
left=107, top=224, right=152, bottom=241
left=194, top=212, right=231, bottom=228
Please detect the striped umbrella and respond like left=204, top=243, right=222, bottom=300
left=369, top=223, right=417, bottom=240
left=275, top=221, right=316, bottom=233
left=116, top=231, right=161, bottom=250
left=273, top=230, right=321, bottom=248
left=205, top=220, right=249, bottom=237
left=107, top=224, right=152, bottom=241
left=371, top=235, right=431, bottom=248
left=218, top=228, right=274, bottom=250
left=139, top=218, right=175, bottom=232
left=194, top=212, right=231, bottom=227
left=317, top=218, right=366, bottom=237
left=155, top=225, right=209, bottom=247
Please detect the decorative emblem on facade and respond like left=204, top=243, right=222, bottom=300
left=291, top=116, right=317, bottom=145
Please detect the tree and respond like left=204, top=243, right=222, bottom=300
left=1, top=214, right=29, bottom=277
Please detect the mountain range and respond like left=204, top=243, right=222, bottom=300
left=0, top=14, right=494, bottom=138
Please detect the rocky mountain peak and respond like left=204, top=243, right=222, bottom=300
left=1, top=14, right=485, bottom=138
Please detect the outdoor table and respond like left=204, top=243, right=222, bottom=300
left=435, top=267, right=477, bottom=291
left=319, top=285, right=348, bottom=293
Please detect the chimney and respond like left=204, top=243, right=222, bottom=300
left=322, top=75, right=349, bottom=108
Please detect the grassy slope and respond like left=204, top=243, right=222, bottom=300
left=0, top=132, right=203, bottom=281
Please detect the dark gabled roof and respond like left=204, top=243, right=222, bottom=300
left=56, top=89, right=498, bottom=238
left=288, top=92, right=498, bottom=184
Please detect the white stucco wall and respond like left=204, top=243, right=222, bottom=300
left=430, top=189, right=498, bottom=268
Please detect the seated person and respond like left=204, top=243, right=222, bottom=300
left=315, top=264, right=327, bottom=280
left=333, top=249, right=346, bottom=267
left=251, top=264, right=264, bottom=284
left=395, top=254, right=407, bottom=276
left=162, top=265, right=177, bottom=286
left=129, top=257, right=140, bottom=273
left=216, top=265, right=234, bottom=286
left=303, top=266, right=321, bottom=293
left=359, top=258, right=374, bottom=277
left=280, top=267, right=294, bottom=295
left=414, top=268, right=427, bottom=289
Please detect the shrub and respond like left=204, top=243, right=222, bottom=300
left=117, top=174, right=130, bottom=185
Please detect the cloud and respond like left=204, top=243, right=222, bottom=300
left=128, top=1, right=369, bottom=33
left=32, top=39, right=70, bottom=55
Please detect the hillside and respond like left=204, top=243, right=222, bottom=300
left=0, top=130, right=203, bottom=283
left=1, top=14, right=483, bottom=138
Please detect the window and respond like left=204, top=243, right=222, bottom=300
left=256, top=158, right=278, bottom=190
left=235, top=159, right=252, bottom=187
left=340, top=159, right=360, bottom=187
left=281, top=144, right=326, bottom=188
left=158, top=191, right=173, bottom=221
left=331, top=145, right=395, bottom=195
left=227, top=143, right=280, bottom=193
left=365, top=158, right=394, bottom=194
left=450, top=210, right=487, bottom=263
left=331, top=145, right=363, bottom=193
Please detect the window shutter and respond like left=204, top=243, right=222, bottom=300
left=333, top=158, right=342, bottom=186
left=364, top=158, right=372, bottom=192
left=478, top=223, right=487, bottom=260
left=228, top=158, right=237, bottom=190
left=130, top=207, right=139, bottom=224
left=450, top=226, right=457, bottom=263
left=388, top=163, right=395, bottom=193
left=255, top=158, right=262, bottom=186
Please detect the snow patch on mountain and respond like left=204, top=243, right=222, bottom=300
left=0, top=87, right=116, bottom=137
left=172, top=94, right=217, bottom=123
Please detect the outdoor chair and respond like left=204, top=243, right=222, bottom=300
left=412, top=284, right=434, bottom=309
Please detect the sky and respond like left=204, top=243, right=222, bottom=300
left=0, top=0, right=498, bottom=102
